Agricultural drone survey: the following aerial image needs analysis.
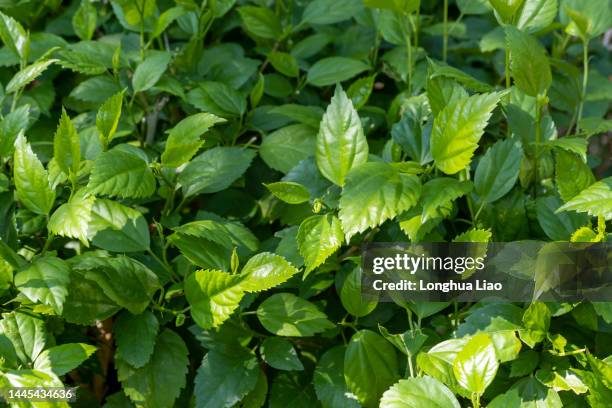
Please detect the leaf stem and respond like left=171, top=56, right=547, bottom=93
left=576, top=38, right=589, bottom=131
left=533, top=94, right=544, bottom=197
left=442, top=0, right=448, bottom=62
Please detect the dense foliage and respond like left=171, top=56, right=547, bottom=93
left=0, top=0, right=611, bottom=407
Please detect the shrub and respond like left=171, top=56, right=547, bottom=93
left=0, top=0, right=610, bottom=407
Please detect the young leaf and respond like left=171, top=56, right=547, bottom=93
left=316, top=86, right=368, bottom=186
left=13, top=133, right=55, bottom=215
left=0, top=312, right=47, bottom=364
left=239, top=252, right=299, bottom=292
left=161, top=113, right=226, bottom=168
left=96, top=91, right=124, bottom=148
left=265, top=181, right=311, bottom=204
left=185, top=269, right=245, bottom=329
left=53, top=108, right=80, bottom=176
left=15, top=256, right=70, bottom=315
left=453, top=333, right=498, bottom=395
left=380, top=376, right=461, bottom=408
left=339, top=162, right=421, bottom=239
left=519, top=302, right=550, bottom=348
left=555, top=150, right=595, bottom=202
left=431, top=92, right=502, bottom=174
left=297, top=214, right=344, bottom=273
left=421, top=178, right=473, bottom=222
left=132, top=52, right=172, bottom=93
left=474, top=139, right=522, bottom=203
left=340, top=267, right=377, bottom=317
left=72, top=0, right=97, bottom=41
left=88, top=198, right=150, bottom=252
left=48, top=192, right=95, bottom=245
left=506, top=26, right=552, bottom=97
left=0, top=11, right=28, bottom=60
left=34, top=343, right=96, bottom=376
left=556, top=177, right=612, bottom=220
left=256, top=293, right=335, bottom=336
left=6, top=59, right=57, bottom=94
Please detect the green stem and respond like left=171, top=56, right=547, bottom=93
left=403, top=15, right=413, bottom=94
left=443, top=0, right=448, bottom=62
left=505, top=46, right=511, bottom=89
left=472, top=393, right=481, bottom=408
left=576, top=39, right=589, bottom=131
left=533, top=95, right=543, bottom=197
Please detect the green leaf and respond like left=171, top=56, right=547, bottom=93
left=489, top=0, right=524, bottom=24
left=269, top=51, right=299, bottom=77
left=162, top=113, right=226, bottom=168
left=169, top=220, right=233, bottom=270
left=488, top=377, right=562, bottom=408
left=113, top=311, right=159, bottom=369
left=72, top=0, right=97, bottom=41
left=391, top=110, right=432, bottom=165
left=269, top=104, right=324, bottom=129
left=257, top=293, right=335, bottom=336
left=297, top=214, right=344, bottom=273
left=88, top=198, right=150, bottom=252
left=261, top=337, right=304, bottom=371
left=265, top=181, right=311, bottom=204
left=557, top=177, right=612, bottom=219
left=48, top=192, right=94, bottom=245
left=314, top=346, right=360, bottom=408
left=15, top=256, right=70, bottom=314
left=186, top=81, right=247, bottom=118
left=344, top=330, right=400, bottom=407
left=453, top=228, right=492, bottom=242
left=179, top=147, right=255, bottom=197
left=308, top=57, right=370, bottom=87
left=96, top=91, right=124, bottom=147
left=88, top=145, right=156, bottom=198
left=516, top=0, right=558, bottom=33
left=364, top=0, right=420, bottom=13
left=347, top=75, right=375, bottom=110
left=340, top=266, right=377, bottom=317
left=194, top=345, right=259, bottom=407
left=561, top=0, right=612, bottom=39
left=474, top=139, right=523, bottom=203
left=520, top=302, right=551, bottom=348
left=132, top=52, right=172, bottom=93
left=339, top=162, right=421, bottom=239
left=62, top=269, right=120, bottom=325
left=270, top=372, right=319, bottom=407
left=239, top=252, right=299, bottom=292
left=316, top=85, right=368, bottom=186
left=506, top=26, right=552, bottom=97
left=452, top=333, right=498, bottom=395
left=152, top=7, right=187, bottom=39
left=545, top=137, right=588, bottom=162
left=0, top=311, right=47, bottom=364
left=0, top=104, right=30, bottom=159
left=237, top=6, right=282, bottom=39
left=0, top=11, right=28, bottom=60
left=421, top=178, right=473, bottom=222
left=509, top=350, right=539, bottom=377
left=426, top=76, right=469, bottom=118
left=555, top=150, right=595, bottom=202
left=13, top=133, right=55, bottom=215
left=431, top=92, right=503, bottom=175
left=261, top=124, right=317, bottom=174
left=72, top=255, right=160, bottom=314
left=380, top=376, right=461, bottom=408
left=536, top=195, right=587, bottom=241
left=6, top=59, right=56, bottom=94
left=34, top=343, right=96, bottom=376
left=117, top=329, right=188, bottom=408
left=185, top=269, right=245, bottom=329
left=302, top=0, right=362, bottom=25
left=53, top=108, right=80, bottom=176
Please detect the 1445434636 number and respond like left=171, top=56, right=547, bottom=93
left=1, top=387, right=78, bottom=402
